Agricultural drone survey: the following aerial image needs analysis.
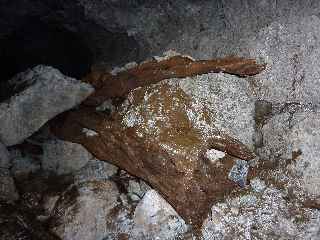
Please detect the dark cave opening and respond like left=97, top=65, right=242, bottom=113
left=0, top=18, right=93, bottom=82
left=0, top=18, right=93, bottom=101
left=0, top=16, right=145, bottom=102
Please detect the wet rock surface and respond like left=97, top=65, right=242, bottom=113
left=0, top=65, right=94, bottom=146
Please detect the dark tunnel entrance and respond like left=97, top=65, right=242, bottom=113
left=0, top=16, right=145, bottom=102
left=0, top=18, right=93, bottom=101
left=0, top=18, right=93, bottom=82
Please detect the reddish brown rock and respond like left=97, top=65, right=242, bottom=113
left=52, top=56, right=264, bottom=229
left=82, top=55, right=265, bottom=106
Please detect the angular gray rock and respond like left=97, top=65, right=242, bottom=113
left=177, top=72, right=256, bottom=148
left=0, top=65, right=94, bottom=146
left=131, top=190, right=188, bottom=240
left=42, top=139, right=92, bottom=175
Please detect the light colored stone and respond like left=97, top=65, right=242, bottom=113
left=42, top=139, right=92, bottom=175
left=205, top=149, right=225, bottom=163
left=50, top=180, right=131, bottom=240
left=0, top=65, right=94, bottom=146
left=259, top=111, right=320, bottom=198
left=245, top=15, right=320, bottom=104
left=95, top=99, right=115, bottom=113
left=131, top=190, right=188, bottom=240
left=250, top=178, right=266, bottom=193
left=81, top=128, right=98, bottom=137
left=202, top=187, right=320, bottom=240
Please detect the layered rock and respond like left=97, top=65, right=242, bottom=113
left=52, top=55, right=264, bottom=228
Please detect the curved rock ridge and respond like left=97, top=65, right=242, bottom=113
left=52, top=54, right=264, bottom=228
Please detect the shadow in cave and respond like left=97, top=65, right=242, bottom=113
left=0, top=17, right=93, bottom=101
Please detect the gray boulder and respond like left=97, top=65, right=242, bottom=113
left=259, top=110, right=320, bottom=198
left=202, top=187, right=320, bottom=239
left=131, top=189, right=188, bottom=240
left=176, top=72, right=256, bottom=148
left=0, top=65, right=94, bottom=146
left=42, top=139, right=92, bottom=175
left=244, top=15, right=320, bottom=104
left=49, top=180, right=132, bottom=240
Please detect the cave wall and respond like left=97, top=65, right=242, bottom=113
left=1, top=0, right=320, bottom=87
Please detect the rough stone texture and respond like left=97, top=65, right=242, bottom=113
left=49, top=180, right=131, bottom=240
left=0, top=141, right=10, bottom=169
left=42, top=139, right=92, bottom=175
left=0, top=169, right=19, bottom=203
left=243, top=15, right=320, bottom=104
left=201, top=187, right=320, bottom=239
left=131, top=189, right=188, bottom=240
left=73, top=158, right=118, bottom=184
left=2, top=0, right=320, bottom=73
left=52, top=56, right=259, bottom=228
left=74, top=0, right=320, bottom=59
left=0, top=65, right=94, bottom=146
left=258, top=110, right=320, bottom=199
